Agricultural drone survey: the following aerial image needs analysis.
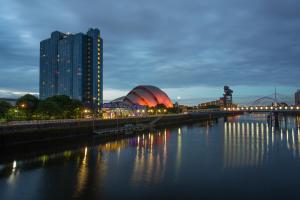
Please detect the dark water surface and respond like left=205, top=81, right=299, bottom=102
left=1, top=114, right=300, bottom=200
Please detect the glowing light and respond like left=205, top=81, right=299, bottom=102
left=12, top=160, right=17, bottom=173
left=178, top=128, right=181, bottom=135
left=84, top=147, right=88, bottom=158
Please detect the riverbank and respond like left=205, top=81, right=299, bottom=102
left=0, top=112, right=241, bottom=147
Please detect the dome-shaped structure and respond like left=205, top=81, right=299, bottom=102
left=123, top=85, right=173, bottom=108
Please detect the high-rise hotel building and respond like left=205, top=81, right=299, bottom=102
left=39, top=28, right=103, bottom=111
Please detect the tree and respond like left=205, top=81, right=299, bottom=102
left=35, top=99, right=61, bottom=119
left=0, top=100, right=12, bottom=118
left=16, top=94, right=39, bottom=119
left=155, top=104, right=168, bottom=114
left=155, top=104, right=167, bottom=110
left=34, top=95, right=84, bottom=119
left=46, top=95, right=84, bottom=118
left=69, top=99, right=84, bottom=118
left=6, top=108, right=27, bottom=121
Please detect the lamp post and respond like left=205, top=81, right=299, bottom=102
left=177, top=96, right=181, bottom=114
left=92, top=97, right=97, bottom=133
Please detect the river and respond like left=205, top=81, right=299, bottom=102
left=1, top=114, right=300, bottom=199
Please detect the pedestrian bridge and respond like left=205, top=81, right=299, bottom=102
left=222, top=106, right=300, bottom=113
left=190, top=106, right=300, bottom=114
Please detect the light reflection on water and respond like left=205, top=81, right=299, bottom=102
left=0, top=114, right=300, bottom=199
left=223, top=121, right=300, bottom=168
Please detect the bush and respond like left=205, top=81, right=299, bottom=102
left=0, top=100, right=12, bottom=118
left=6, top=108, right=27, bottom=121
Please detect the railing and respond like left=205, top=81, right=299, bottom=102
left=223, top=106, right=300, bottom=112
left=0, top=118, right=92, bottom=127
left=0, top=113, right=188, bottom=127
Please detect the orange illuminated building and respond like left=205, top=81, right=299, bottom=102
left=123, top=85, right=173, bottom=108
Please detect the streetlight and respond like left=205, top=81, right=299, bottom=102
left=92, top=97, right=97, bottom=133
left=176, top=96, right=181, bottom=114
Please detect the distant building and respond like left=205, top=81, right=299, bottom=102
left=295, top=90, right=300, bottom=105
left=39, top=28, right=103, bottom=111
left=198, top=86, right=234, bottom=109
left=223, top=86, right=233, bottom=107
left=112, top=85, right=173, bottom=108
left=198, top=100, right=221, bottom=108
left=102, top=85, right=173, bottom=118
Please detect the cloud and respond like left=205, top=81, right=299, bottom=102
left=0, top=0, right=299, bottom=101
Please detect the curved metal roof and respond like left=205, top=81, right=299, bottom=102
left=124, top=85, right=173, bottom=108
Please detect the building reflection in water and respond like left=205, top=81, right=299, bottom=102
left=0, top=145, right=107, bottom=199
left=73, top=147, right=88, bottom=197
left=224, top=117, right=300, bottom=168
left=175, top=128, right=182, bottom=180
left=131, top=129, right=171, bottom=185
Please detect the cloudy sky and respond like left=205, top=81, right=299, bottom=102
left=0, top=0, right=299, bottom=104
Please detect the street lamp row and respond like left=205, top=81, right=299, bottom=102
left=223, top=106, right=300, bottom=111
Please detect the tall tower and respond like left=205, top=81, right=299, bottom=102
left=39, top=28, right=103, bottom=112
left=223, top=86, right=233, bottom=107
left=86, top=28, right=103, bottom=112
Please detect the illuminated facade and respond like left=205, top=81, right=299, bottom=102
left=39, top=28, right=103, bottom=111
left=123, top=85, right=173, bottom=108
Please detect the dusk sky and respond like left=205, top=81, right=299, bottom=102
left=0, top=0, right=299, bottom=104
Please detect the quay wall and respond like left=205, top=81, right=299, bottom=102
left=0, top=112, right=240, bottom=146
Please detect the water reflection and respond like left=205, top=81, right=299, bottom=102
left=1, top=115, right=300, bottom=199
left=0, top=129, right=179, bottom=189
left=131, top=129, right=170, bottom=185
left=224, top=119, right=300, bottom=168
left=73, top=147, right=88, bottom=198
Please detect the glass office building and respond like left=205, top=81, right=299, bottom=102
left=40, top=28, right=103, bottom=111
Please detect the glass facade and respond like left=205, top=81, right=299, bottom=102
left=39, top=28, right=103, bottom=111
left=86, top=28, right=103, bottom=112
